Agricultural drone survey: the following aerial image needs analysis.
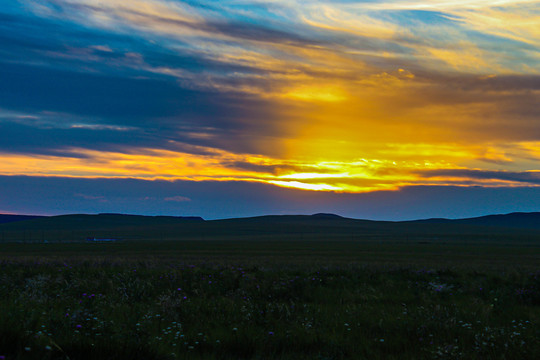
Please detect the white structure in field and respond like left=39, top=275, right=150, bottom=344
left=86, top=237, right=118, bottom=242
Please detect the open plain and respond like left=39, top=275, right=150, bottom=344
left=0, top=214, right=539, bottom=359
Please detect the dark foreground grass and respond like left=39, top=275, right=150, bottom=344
left=0, top=240, right=539, bottom=359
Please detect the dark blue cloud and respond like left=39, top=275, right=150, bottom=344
left=420, top=169, right=540, bottom=185
left=0, top=6, right=271, bottom=77
left=0, top=4, right=288, bottom=156
left=0, top=61, right=200, bottom=119
left=0, top=59, right=286, bottom=156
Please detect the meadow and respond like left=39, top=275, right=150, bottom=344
left=0, top=239, right=539, bottom=360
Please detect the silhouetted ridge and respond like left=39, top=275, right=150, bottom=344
left=218, top=213, right=355, bottom=224
left=407, top=212, right=540, bottom=229
left=97, top=213, right=204, bottom=221
left=0, top=211, right=539, bottom=243
left=311, top=213, right=345, bottom=219
left=0, top=214, right=44, bottom=224
left=406, top=218, right=452, bottom=224
left=456, top=212, right=540, bottom=229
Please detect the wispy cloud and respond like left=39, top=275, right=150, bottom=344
left=74, top=193, right=108, bottom=201
left=0, top=0, right=538, bottom=195
left=164, top=195, right=191, bottom=202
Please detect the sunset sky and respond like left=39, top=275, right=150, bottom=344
left=1, top=0, right=539, bottom=219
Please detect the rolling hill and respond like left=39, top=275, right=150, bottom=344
left=0, top=212, right=538, bottom=243
left=0, top=214, right=43, bottom=224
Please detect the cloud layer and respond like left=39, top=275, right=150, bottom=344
left=0, top=0, right=539, bottom=197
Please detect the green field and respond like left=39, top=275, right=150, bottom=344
left=0, top=237, right=539, bottom=360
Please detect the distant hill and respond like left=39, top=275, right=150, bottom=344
left=0, top=214, right=44, bottom=224
left=97, top=213, right=204, bottom=223
left=0, top=213, right=203, bottom=230
left=0, top=213, right=204, bottom=241
left=217, top=213, right=354, bottom=224
left=0, top=211, right=538, bottom=243
left=408, top=212, right=540, bottom=230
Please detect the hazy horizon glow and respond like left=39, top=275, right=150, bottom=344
left=0, top=1, right=539, bottom=217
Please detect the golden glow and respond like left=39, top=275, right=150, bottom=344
left=427, top=46, right=494, bottom=72
left=300, top=5, right=397, bottom=39
left=2, top=72, right=539, bottom=192
left=283, top=85, right=348, bottom=102
left=7, top=0, right=540, bottom=195
left=2, top=139, right=540, bottom=192
left=267, top=181, right=342, bottom=191
left=278, top=172, right=351, bottom=180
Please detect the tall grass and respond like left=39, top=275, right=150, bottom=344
left=0, top=250, right=538, bottom=359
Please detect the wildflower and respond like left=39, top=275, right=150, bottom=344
left=0, top=355, right=6, bottom=359
left=76, top=324, right=82, bottom=329
left=268, top=331, right=274, bottom=336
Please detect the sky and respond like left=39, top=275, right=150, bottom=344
left=0, top=0, right=539, bottom=219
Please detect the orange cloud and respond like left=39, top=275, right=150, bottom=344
left=8, top=0, right=539, bottom=195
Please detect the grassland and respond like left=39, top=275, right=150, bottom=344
left=0, top=237, right=539, bottom=360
